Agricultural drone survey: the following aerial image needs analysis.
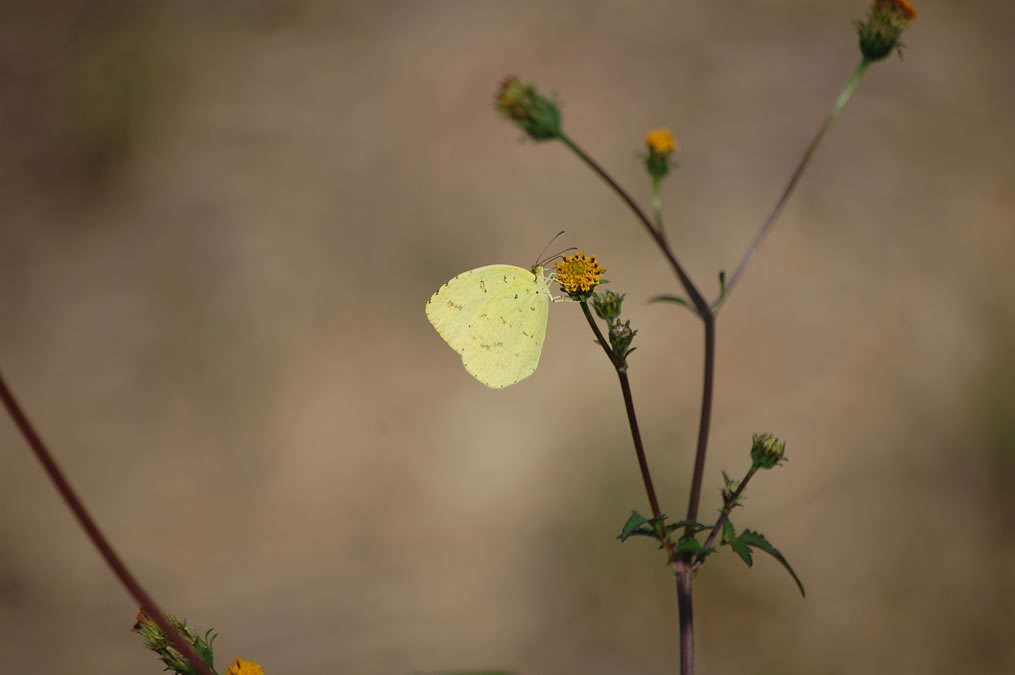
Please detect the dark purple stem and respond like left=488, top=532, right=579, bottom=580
left=0, top=371, right=215, bottom=675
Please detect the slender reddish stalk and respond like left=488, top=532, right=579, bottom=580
left=676, top=562, right=695, bottom=675
left=559, top=133, right=709, bottom=317
left=579, top=302, right=677, bottom=564
left=563, top=136, right=714, bottom=675
left=684, top=314, right=716, bottom=527
left=0, top=371, right=215, bottom=675
left=714, top=58, right=870, bottom=309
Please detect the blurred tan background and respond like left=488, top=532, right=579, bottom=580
left=2, top=1, right=1013, bottom=673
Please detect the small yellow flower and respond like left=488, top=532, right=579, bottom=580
left=554, top=251, right=605, bottom=298
left=856, top=0, right=917, bottom=61
left=225, top=658, right=264, bottom=675
left=884, top=0, right=917, bottom=22
left=645, top=128, right=678, bottom=156
left=643, top=128, right=678, bottom=180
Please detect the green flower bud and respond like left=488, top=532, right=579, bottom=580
left=131, top=609, right=216, bottom=675
left=855, top=0, right=917, bottom=61
left=643, top=128, right=678, bottom=180
left=609, top=320, right=637, bottom=357
left=750, top=432, right=786, bottom=469
left=495, top=75, right=562, bottom=141
left=592, top=290, right=625, bottom=321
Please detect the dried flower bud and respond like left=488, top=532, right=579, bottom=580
left=495, top=75, right=562, bottom=141
left=856, top=0, right=917, bottom=61
left=609, top=320, right=637, bottom=358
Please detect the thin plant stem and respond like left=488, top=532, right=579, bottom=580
left=563, top=135, right=715, bottom=675
left=676, top=562, right=695, bottom=675
left=696, top=465, right=759, bottom=563
left=683, top=314, right=716, bottom=527
left=714, top=58, right=871, bottom=310
left=558, top=132, right=708, bottom=317
left=618, top=368, right=669, bottom=542
left=557, top=134, right=716, bottom=528
left=651, top=175, right=665, bottom=236
left=0, top=371, right=216, bottom=675
left=580, top=300, right=619, bottom=364
left=578, top=302, right=676, bottom=563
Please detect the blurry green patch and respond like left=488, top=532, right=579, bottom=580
left=969, top=315, right=1015, bottom=516
left=67, top=24, right=160, bottom=188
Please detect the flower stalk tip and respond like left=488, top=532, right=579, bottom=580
left=131, top=609, right=217, bottom=675
left=750, top=432, right=787, bottom=469
left=856, top=0, right=917, bottom=61
left=644, top=128, right=678, bottom=180
left=495, top=75, right=563, bottom=141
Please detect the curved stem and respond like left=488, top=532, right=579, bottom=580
left=696, top=465, right=758, bottom=562
left=559, top=132, right=709, bottom=318
left=579, top=303, right=674, bottom=565
left=0, top=371, right=215, bottom=675
left=579, top=300, right=616, bottom=364
left=714, top=58, right=870, bottom=310
left=617, top=369, right=666, bottom=529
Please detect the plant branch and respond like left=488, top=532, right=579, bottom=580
left=676, top=562, right=695, bottom=675
left=684, top=314, right=716, bottom=528
left=565, top=137, right=718, bottom=675
left=651, top=175, right=666, bottom=237
left=578, top=303, right=677, bottom=563
left=579, top=300, right=617, bottom=364
left=559, top=132, right=709, bottom=318
left=714, top=58, right=871, bottom=310
left=696, top=465, right=759, bottom=563
left=0, top=371, right=215, bottom=675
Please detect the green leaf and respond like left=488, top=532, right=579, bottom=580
left=663, top=520, right=708, bottom=534
left=618, top=511, right=652, bottom=541
left=739, top=529, right=806, bottom=597
left=677, top=537, right=704, bottom=554
left=649, top=295, right=692, bottom=310
left=729, top=539, right=753, bottom=566
left=722, top=519, right=736, bottom=544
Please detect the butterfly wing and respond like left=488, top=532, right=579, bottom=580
left=426, top=265, right=551, bottom=388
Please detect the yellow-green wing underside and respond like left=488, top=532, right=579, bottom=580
left=425, top=264, right=552, bottom=388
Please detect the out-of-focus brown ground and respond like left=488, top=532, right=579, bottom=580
left=2, top=2, right=1013, bottom=673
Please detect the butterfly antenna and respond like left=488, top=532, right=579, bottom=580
left=535, top=231, right=565, bottom=265
left=543, top=246, right=577, bottom=265
left=536, top=231, right=574, bottom=267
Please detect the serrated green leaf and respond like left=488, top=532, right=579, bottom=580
left=663, top=520, right=708, bottom=534
left=729, top=539, right=753, bottom=566
left=740, top=529, right=806, bottom=597
left=618, top=511, right=651, bottom=542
